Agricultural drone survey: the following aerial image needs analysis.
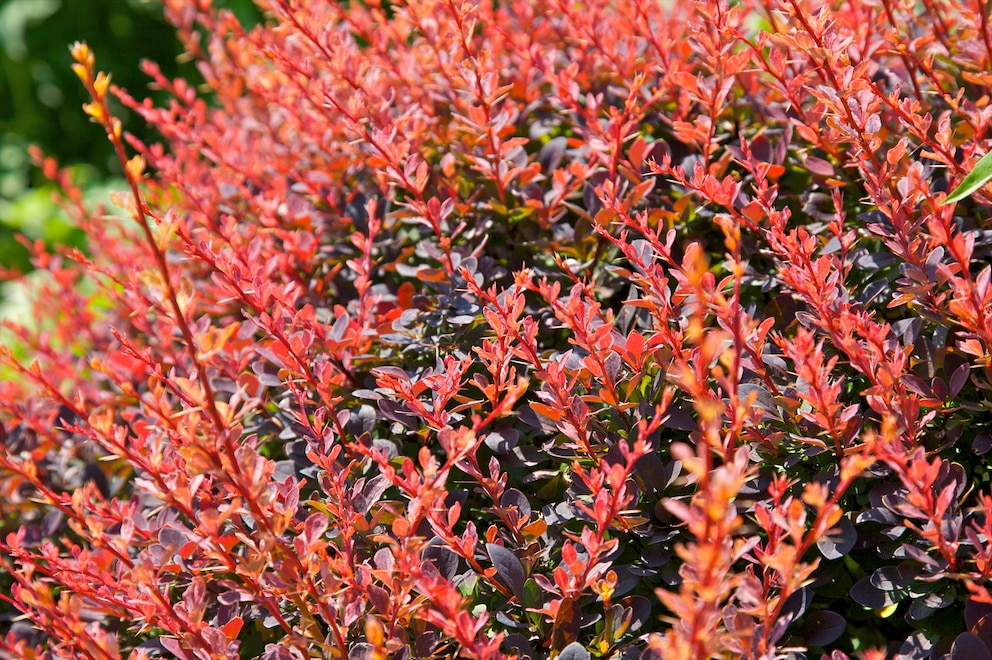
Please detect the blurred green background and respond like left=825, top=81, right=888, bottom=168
left=0, top=0, right=261, bottom=270
left=0, top=0, right=258, bottom=324
left=1, top=0, right=180, bottom=275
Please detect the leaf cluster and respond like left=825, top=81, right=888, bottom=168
left=4, top=0, right=992, bottom=659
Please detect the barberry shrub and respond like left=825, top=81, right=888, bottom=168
left=5, top=0, right=992, bottom=657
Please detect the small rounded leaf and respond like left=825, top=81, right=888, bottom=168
left=622, top=595, right=653, bottom=632
left=558, top=642, right=591, bottom=660
left=816, top=516, right=856, bottom=560
left=974, top=613, right=992, bottom=648
left=803, top=610, right=846, bottom=647
left=500, top=488, right=532, bottom=520
left=951, top=632, right=992, bottom=660
left=487, top=543, right=526, bottom=600
left=347, top=644, right=376, bottom=660
left=423, top=543, right=460, bottom=582
left=898, top=632, right=934, bottom=660
left=851, top=577, right=896, bottom=609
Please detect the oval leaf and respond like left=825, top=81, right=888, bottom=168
left=851, top=577, right=893, bottom=608
left=898, top=632, right=934, bottom=660
left=622, top=595, right=652, bottom=632
left=951, top=632, right=992, bottom=660
left=423, top=543, right=460, bottom=582
left=803, top=610, right=847, bottom=647
left=503, top=633, right=534, bottom=659
left=557, top=642, right=591, bottom=660
left=487, top=543, right=526, bottom=600
left=348, top=643, right=376, bottom=660
left=974, top=613, right=992, bottom=648
left=552, top=597, right=582, bottom=650
left=968, top=600, right=992, bottom=630
left=500, top=488, right=532, bottom=520
left=781, top=587, right=811, bottom=621
left=817, top=516, right=857, bottom=560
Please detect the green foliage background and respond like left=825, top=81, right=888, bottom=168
left=1, top=0, right=178, bottom=274
left=0, top=0, right=259, bottom=320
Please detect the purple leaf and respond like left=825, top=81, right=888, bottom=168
left=304, top=513, right=328, bottom=545
left=423, top=543, right=460, bottom=581
left=348, top=643, right=376, bottom=660
left=975, top=432, right=992, bottom=456
left=817, top=516, right=856, bottom=560
left=330, top=312, right=350, bottom=342
left=604, top=352, right=622, bottom=385
left=484, top=426, right=519, bottom=453
left=487, top=543, right=526, bottom=600
left=500, top=488, right=532, bottom=520
left=851, top=576, right=897, bottom=608
left=870, top=566, right=908, bottom=591
left=898, top=632, right=934, bottom=660
left=503, top=633, right=534, bottom=659
left=367, top=584, right=390, bottom=614
left=974, top=613, right=992, bottom=648
left=967, top=600, right=992, bottom=630
left=558, top=642, right=591, bottom=660
left=803, top=610, right=846, bottom=647
left=805, top=156, right=835, bottom=178
left=353, top=475, right=389, bottom=514
left=949, top=362, right=971, bottom=398
left=780, top=587, right=811, bottom=621
left=661, top=407, right=696, bottom=431
left=951, top=632, right=992, bottom=660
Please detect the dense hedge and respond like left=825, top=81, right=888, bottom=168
left=3, top=0, right=992, bottom=658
